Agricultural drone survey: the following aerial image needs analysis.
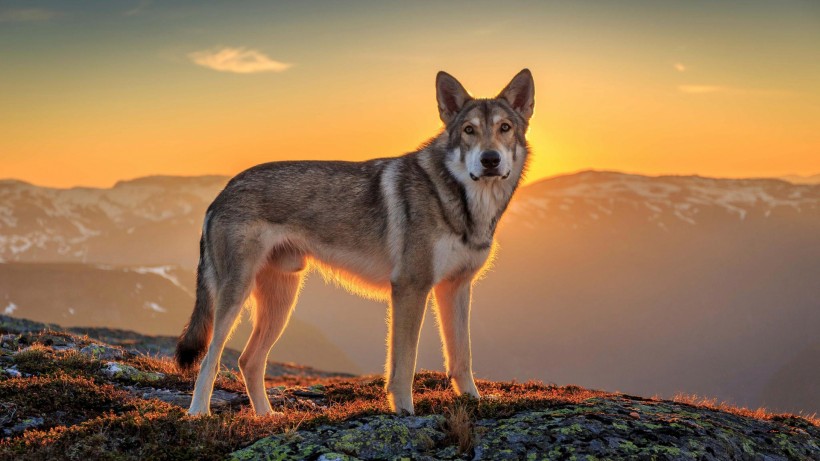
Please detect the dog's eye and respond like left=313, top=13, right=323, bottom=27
left=500, top=123, right=511, bottom=133
left=463, top=126, right=474, bottom=135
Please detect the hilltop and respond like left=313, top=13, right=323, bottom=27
left=0, top=314, right=817, bottom=460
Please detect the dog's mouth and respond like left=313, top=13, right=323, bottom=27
left=470, top=170, right=511, bottom=181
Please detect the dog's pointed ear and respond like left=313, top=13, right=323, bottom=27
left=497, top=68, right=535, bottom=121
left=436, top=71, right=472, bottom=125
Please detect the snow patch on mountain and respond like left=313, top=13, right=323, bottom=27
left=144, top=302, right=167, bottom=314
left=2, top=172, right=818, bottom=260
left=4, top=302, right=18, bottom=315
left=130, top=266, right=189, bottom=294
left=0, top=175, right=227, bottom=263
left=508, top=171, right=820, bottom=228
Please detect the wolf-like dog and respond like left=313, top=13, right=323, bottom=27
left=176, top=69, right=535, bottom=416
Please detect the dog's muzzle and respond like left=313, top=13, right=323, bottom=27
left=470, top=150, right=510, bottom=181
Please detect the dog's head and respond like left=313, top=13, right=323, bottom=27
left=436, top=69, right=534, bottom=182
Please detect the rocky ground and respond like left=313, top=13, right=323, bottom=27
left=232, top=398, right=820, bottom=460
left=1, top=314, right=818, bottom=460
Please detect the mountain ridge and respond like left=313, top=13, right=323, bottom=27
left=2, top=170, right=818, bottom=265
left=7, top=169, right=820, bottom=191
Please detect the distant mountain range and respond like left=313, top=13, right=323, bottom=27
left=780, top=173, right=820, bottom=185
left=0, top=171, right=818, bottom=415
left=0, top=175, right=226, bottom=266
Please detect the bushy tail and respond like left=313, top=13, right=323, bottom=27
left=175, top=233, right=214, bottom=371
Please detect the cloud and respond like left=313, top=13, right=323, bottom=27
left=0, top=8, right=59, bottom=23
left=673, top=62, right=687, bottom=72
left=677, top=85, right=793, bottom=96
left=124, top=0, right=151, bottom=17
left=188, top=47, right=292, bottom=74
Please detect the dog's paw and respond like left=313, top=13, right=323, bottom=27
left=187, top=407, right=211, bottom=417
left=387, top=391, right=415, bottom=416
left=451, top=375, right=481, bottom=399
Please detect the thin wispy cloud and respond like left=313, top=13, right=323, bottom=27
left=188, top=47, right=292, bottom=74
left=673, top=62, right=687, bottom=72
left=678, top=85, right=793, bottom=96
left=0, top=8, right=59, bottom=23
left=124, top=0, right=151, bottom=17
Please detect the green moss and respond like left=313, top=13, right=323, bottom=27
left=611, top=421, right=629, bottom=431
left=102, top=362, right=164, bottom=383
left=228, top=438, right=296, bottom=461
left=320, top=453, right=358, bottom=461
left=545, top=406, right=590, bottom=417
left=619, top=440, right=639, bottom=452
left=557, top=423, right=584, bottom=435
left=638, top=421, right=663, bottom=430
left=649, top=445, right=682, bottom=456
left=741, top=438, right=756, bottom=455
left=329, top=432, right=364, bottom=455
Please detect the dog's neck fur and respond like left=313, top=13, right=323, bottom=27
left=417, top=132, right=527, bottom=249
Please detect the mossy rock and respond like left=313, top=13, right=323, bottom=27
left=80, top=344, right=124, bottom=361
left=230, top=401, right=820, bottom=461
left=230, top=415, right=447, bottom=460
left=101, top=361, right=164, bottom=382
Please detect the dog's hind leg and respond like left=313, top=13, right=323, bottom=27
left=188, top=230, right=269, bottom=416
left=433, top=276, right=480, bottom=399
left=240, top=256, right=304, bottom=415
left=188, top=283, right=248, bottom=415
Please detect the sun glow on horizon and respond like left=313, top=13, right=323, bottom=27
left=1, top=1, right=818, bottom=188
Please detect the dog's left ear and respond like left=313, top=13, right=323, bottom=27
left=497, top=69, right=535, bottom=121
left=436, top=71, right=472, bottom=125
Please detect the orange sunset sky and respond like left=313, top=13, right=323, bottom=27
left=2, top=1, right=819, bottom=188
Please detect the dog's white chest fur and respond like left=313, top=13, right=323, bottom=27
left=433, top=234, right=492, bottom=284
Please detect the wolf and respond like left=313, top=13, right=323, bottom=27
left=175, top=69, right=535, bottom=416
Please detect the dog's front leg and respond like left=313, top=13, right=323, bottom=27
left=433, top=276, right=480, bottom=399
left=385, top=281, right=429, bottom=415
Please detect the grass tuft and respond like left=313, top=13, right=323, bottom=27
left=442, top=397, right=475, bottom=455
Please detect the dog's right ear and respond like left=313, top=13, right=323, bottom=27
left=436, top=71, right=472, bottom=125
left=497, top=69, right=535, bottom=121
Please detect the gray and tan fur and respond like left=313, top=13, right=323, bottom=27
left=176, top=69, right=535, bottom=416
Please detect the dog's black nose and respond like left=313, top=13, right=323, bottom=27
left=480, top=151, right=501, bottom=169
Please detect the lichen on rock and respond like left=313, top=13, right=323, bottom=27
left=101, top=361, right=164, bottom=382
left=80, top=344, right=124, bottom=361
left=231, top=415, right=447, bottom=460
left=229, top=397, right=820, bottom=460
